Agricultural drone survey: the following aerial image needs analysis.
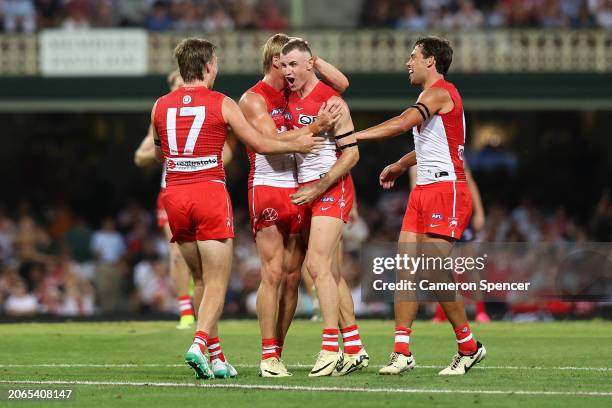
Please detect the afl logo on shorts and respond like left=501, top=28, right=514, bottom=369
left=261, top=208, right=278, bottom=222
left=183, top=95, right=192, bottom=104
left=167, top=159, right=176, bottom=170
left=431, top=213, right=443, bottom=221
left=298, top=114, right=316, bottom=125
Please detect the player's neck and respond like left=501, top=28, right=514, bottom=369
left=422, top=73, right=444, bottom=90
left=183, top=77, right=212, bottom=89
left=297, top=75, right=319, bottom=98
left=262, top=72, right=285, bottom=92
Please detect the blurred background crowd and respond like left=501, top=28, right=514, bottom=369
left=1, top=0, right=611, bottom=33
left=1, top=186, right=610, bottom=320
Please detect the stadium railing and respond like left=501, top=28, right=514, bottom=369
left=0, top=29, right=611, bottom=76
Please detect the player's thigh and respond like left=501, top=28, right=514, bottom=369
left=197, top=238, right=233, bottom=279
left=176, top=240, right=202, bottom=278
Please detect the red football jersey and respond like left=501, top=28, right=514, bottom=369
left=244, top=81, right=297, bottom=189
left=286, top=81, right=341, bottom=183
left=154, top=86, right=227, bottom=186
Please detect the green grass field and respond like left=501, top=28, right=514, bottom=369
left=1, top=320, right=611, bottom=407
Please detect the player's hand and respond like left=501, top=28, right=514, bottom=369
left=316, top=97, right=343, bottom=131
left=472, top=212, right=486, bottom=232
left=379, top=162, right=407, bottom=189
left=295, top=133, right=325, bottom=154
left=290, top=182, right=325, bottom=205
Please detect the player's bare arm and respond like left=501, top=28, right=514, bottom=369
left=314, top=56, right=349, bottom=93
left=134, top=125, right=157, bottom=167
left=380, top=151, right=417, bottom=190
left=150, top=100, right=164, bottom=163
left=224, top=96, right=325, bottom=154
left=291, top=99, right=359, bottom=205
left=355, top=87, right=452, bottom=141
left=238, top=91, right=341, bottom=142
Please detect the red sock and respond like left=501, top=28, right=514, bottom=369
left=276, top=339, right=284, bottom=358
left=434, top=304, right=447, bottom=320
left=341, top=325, right=363, bottom=354
left=321, top=328, right=339, bottom=352
left=193, top=330, right=208, bottom=353
left=394, top=326, right=411, bottom=356
left=178, top=295, right=194, bottom=317
left=262, top=338, right=279, bottom=360
left=455, top=322, right=478, bottom=355
left=207, top=337, right=225, bottom=362
left=476, top=301, right=487, bottom=315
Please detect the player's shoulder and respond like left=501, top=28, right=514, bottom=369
left=314, top=81, right=340, bottom=100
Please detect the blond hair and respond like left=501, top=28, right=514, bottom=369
left=262, top=33, right=291, bottom=74
left=166, top=69, right=182, bottom=89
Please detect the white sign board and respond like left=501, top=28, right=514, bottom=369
left=40, top=29, right=148, bottom=76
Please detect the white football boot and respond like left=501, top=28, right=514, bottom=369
left=308, top=350, right=344, bottom=377
left=332, top=348, right=370, bottom=376
left=438, top=342, right=487, bottom=375
left=259, top=357, right=292, bottom=377
left=378, top=352, right=416, bottom=375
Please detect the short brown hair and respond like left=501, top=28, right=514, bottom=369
left=174, top=38, right=216, bottom=83
left=262, top=33, right=290, bottom=74
left=281, top=38, right=312, bottom=57
left=166, top=69, right=182, bottom=88
left=415, top=36, right=453, bottom=75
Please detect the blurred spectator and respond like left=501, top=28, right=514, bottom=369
left=34, top=0, right=62, bottom=29
left=2, top=0, right=36, bottom=32
left=61, top=0, right=90, bottom=29
left=258, top=0, right=287, bottom=31
left=133, top=255, right=173, bottom=313
left=595, top=0, right=612, bottom=28
left=4, top=278, right=38, bottom=316
left=62, top=216, right=92, bottom=263
left=395, top=2, right=427, bottom=31
left=146, top=0, right=173, bottom=31
left=454, top=0, right=484, bottom=30
left=90, top=217, right=126, bottom=313
left=233, top=0, right=258, bottom=29
left=203, top=6, right=234, bottom=32
left=539, top=0, right=569, bottom=28
left=360, top=0, right=395, bottom=27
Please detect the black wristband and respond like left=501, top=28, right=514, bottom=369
left=335, top=130, right=354, bottom=140
left=340, top=142, right=357, bottom=150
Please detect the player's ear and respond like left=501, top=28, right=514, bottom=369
left=272, top=55, right=280, bottom=69
left=307, top=56, right=314, bottom=71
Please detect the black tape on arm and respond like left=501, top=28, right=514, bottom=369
left=340, top=142, right=357, bottom=150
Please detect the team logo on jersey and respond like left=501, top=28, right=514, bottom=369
left=320, top=197, right=335, bottom=203
left=449, top=217, right=459, bottom=229
left=431, top=213, right=443, bottom=221
left=183, top=95, right=192, bottom=104
left=261, top=208, right=279, bottom=222
left=298, top=114, right=317, bottom=125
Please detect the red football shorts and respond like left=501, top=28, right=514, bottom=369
left=248, top=185, right=303, bottom=237
left=156, top=188, right=168, bottom=229
left=162, top=180, right=234, bottom=242
left=401, top=181, right=472, bottom=239
left=302, top=174, right=354, bottom=230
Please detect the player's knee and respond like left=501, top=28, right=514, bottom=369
left=261, top=264, right=284, bottom=288
left=305, top=255, right=332, bottom=277
left=285, top=269, right=301, bottom=291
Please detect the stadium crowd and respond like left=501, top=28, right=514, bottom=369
left=0, top=0, right=611, bottom=33
left=1, top=189, right=610, bottom=319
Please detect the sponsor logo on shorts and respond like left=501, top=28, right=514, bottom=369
left=321, top=206, right=332, bottom=211
left=183, top=95, right=192, bottom=104
left=166, top=156, right=218, bottom=172
left=449, top=217, right=459, bottom=229
left=261, top=208, right=279, bottom=222
left=298, top=114, right=316, bottom=125
left=320, top=197, right=335, bottom=203
left=431, top=213, right=443, bottom=221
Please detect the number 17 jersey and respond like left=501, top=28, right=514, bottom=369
left=154, top=86, right=227, bottom=186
